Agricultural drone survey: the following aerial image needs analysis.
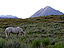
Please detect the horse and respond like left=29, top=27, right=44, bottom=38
left=5, top=27, right=25, bottom=38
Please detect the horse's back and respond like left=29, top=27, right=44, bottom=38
left=6, top=27, right=24, bottom=33
left=6, top=27, right=20, bottom=33
left=16, top=27, right=24, bottom=33
left=6, top=27, right=14, bottom=32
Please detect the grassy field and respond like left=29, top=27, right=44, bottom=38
left=0, top=15, right=64, bottom=48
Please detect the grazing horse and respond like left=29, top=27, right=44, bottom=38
left=5, top=27, right=25, bottom=38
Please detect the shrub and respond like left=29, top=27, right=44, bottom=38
left=31, top=39, right=41, bottom=48
left=43, top=19, right=49, bottom=22
left=0, top=38, right=6, bottom=48
left=21, top=36, right=26, bottom=40
left=49, top=41, right=64, bottom=48
left=6, top=39, right=21, bottom=48
left=48, top=45, right=54, bottom=48
left=27, top=31, right=35, bottom=34
left=54, top=41, right=64, bottom=48
left=42, top=38, right=50, bottom=47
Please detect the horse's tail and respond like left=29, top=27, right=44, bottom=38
left=5, top=29, right=8, bottom=38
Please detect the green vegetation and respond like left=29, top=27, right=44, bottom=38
left=31, top=39, right=41, bottom=48
left=42, top=38, right=50, bottom=47
left=49, top=41, right=64, bottom=48
left=0, top=38, right=6, bottom=48
left=0, top=15, right=64, bottom=48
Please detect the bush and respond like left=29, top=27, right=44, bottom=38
left=49, top=41, right=64, bottom=48
left=0, top=38, right=6, bottom=48
left=21, top=36, right=26, bottom=40
left=54, top=41, right=64, bottom=48
left=6, top=39, right=21, bottom=48
left=42, top=38, right=50, bottom=47
left=27, top=31, right=35, bottom=34
left=48, top=45, right=54, bottom=48
left=31, top=39, right=41, bottom=48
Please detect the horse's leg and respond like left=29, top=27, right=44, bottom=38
left=18, top=32, right=22, bottom=40
left=19, top=32, right=21, bottom=38
left=8, top=32, right=10, bottom=36
left=16, top=33, right=18, bottom=38
left=7, top=32, right=10, bottom=38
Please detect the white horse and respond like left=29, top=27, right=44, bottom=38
left=5, top=27, right=25, bottom=38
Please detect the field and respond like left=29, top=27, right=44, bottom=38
left=0, top=15, right=64, bottom=48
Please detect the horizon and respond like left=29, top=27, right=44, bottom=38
left=0, top=0, right=64, bottom=18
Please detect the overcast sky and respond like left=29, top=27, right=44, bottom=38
left=0, top=0, right=64, bottom=18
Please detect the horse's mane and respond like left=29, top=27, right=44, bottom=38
left=17, top=27, right=20, bottom=28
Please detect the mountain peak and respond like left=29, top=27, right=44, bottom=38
left=31, top=6, right=64, bottom=18
left=45, top=6, right=51, bottom=8
left=44, top=6, right=53, bottom=10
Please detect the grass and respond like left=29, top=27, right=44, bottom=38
left=0, top=15, right=64, bottom=48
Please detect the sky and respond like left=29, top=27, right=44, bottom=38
left=0, top=0, right=64, bottom=18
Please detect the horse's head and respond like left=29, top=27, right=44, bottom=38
left=21, top=31, right=25, bottom=36
left=17, top=27, right=25, bottom=36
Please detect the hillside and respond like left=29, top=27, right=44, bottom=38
left=0, top=15, right=64, bottom=48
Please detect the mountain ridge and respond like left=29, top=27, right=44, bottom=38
left=31, top=6, right=64, bottom=18
left=0, top=15, right=18, bottom=19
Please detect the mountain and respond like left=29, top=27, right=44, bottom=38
left=31, top=6, right=64, bottom=18
left=0, top=15, right=18, bottom=19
